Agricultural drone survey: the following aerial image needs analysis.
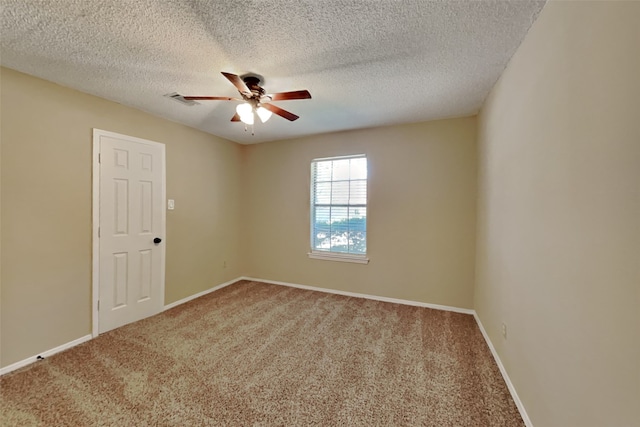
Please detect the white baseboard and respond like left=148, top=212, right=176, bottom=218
left=163, top=276, right=243, bottom=310
left=240, top=276, right=475, bottom=314
left=1, top=278, right=242, bottom=376
left=1, top=276, right=531, bottom=427
left=473, top=313, right=533, bottom=427
left=244, top=276, right=530, bottom=425
left=0, top=334, right=93, bottom=376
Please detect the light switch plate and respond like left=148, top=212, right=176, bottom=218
left=168, top=199, right=175, bottom=210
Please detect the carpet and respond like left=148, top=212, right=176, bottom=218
left=1, top=280, right=524, bottom=426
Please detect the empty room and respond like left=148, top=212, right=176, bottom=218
left=1, top=1, right=638, bottom=426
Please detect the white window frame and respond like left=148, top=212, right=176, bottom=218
left=308, top=154, right=369, bottom=264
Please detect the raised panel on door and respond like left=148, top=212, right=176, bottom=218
left=112, top=252, right=128, bottom=309
left=138, top=249, right=152, bottom=302
left=113, top=179, right=129, bottom=236
left=139, top=180, right=153, bottom=234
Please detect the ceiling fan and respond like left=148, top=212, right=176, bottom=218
left=184, top=72, right=311, bottom=126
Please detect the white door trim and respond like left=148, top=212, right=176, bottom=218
left=92, top=128, right=166, bottom=337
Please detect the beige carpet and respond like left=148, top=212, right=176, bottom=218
left=1, top=280, right=524, bottom=426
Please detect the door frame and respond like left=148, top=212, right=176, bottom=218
left=92, top=128, right=167, bottom=337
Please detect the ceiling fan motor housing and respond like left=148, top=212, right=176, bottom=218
left=242, top=75, right=266, bottom=98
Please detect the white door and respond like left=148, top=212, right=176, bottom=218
left=94, top=129, right=165, bottom=334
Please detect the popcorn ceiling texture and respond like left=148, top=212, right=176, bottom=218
left=0, top=1, right=545, bottom=143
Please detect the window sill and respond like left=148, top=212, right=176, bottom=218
left=307, top=252, right=369, bottom=264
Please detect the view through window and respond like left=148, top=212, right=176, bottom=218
left=310, top=155, right=367, bottom=255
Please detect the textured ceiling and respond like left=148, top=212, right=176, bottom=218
left=0, top=0, right=546, bottom=144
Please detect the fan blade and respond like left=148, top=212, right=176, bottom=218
left=183, top=96, right=240, bottom=101
left=262, top=103, right=299, bottom=121
left=231, top=113, right=241, bottom=122
left=221, top=72, right=251, bottom=96
left=268, top=90, right=312, bottom=101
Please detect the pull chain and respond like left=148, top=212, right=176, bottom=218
left=243, top=124, right=255, bottom=136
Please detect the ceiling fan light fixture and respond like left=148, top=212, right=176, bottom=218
left=236, top=102, right=252, bottom=116
left=236, top=102, right=254, bottom=125
left=256, top=106, right=272, bottom=123
left=240, top=112, right=254, bottom=125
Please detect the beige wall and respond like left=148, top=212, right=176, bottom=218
left=241, top=118, right=477, bottom=308
left=0, top=68, right=477, bottom=369
left=475, top=2, right=640, bottom=426
left=0, top=68, right=243, bottom=367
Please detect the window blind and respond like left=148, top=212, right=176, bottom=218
left=311, top=155, right=367, bottom=255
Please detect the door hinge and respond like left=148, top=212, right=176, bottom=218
left=97, top=300, right=100, bottom=310
left=98, top=153, right=101, bottom=163
left=98, top=227, right=101, bottom=238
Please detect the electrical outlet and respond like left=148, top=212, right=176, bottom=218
left=501, top=323, right=507, bottom=339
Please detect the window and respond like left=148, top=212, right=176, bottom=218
left=309, top=155, right=368, bottom=263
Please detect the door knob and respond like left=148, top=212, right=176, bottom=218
left=153, top=237, right=162, bottom=244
